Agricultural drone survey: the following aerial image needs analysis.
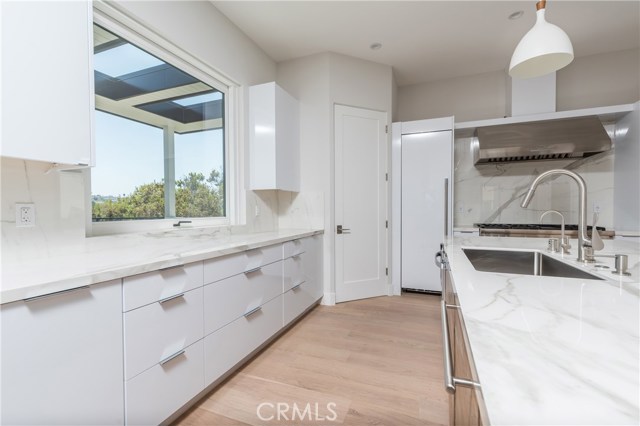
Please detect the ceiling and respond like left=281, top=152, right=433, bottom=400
left=212, top=1, right=640, bottom=87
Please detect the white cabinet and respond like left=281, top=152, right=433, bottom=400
left=204, top=294, right=284, bottom=384
left=283, top=235, right=323, bottom=325
left=204, top=260, right=283, bottom=335
left=0, top=280, right=124, bottom=425
left=249, top=82, right=299, bottom=191
left=125, top=340, right=204, bottom=426
left=122, top=263, right=204, bottom=424
left=1, top=0, right=94, bottom=165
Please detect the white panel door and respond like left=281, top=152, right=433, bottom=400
left=335, top=105, right=388, bottom=303
left=401, top=131, right=452, bottom=292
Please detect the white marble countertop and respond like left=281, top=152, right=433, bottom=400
left=1, top=228, right=323, bottom=305
left=445, top=236, right=639, bottom=425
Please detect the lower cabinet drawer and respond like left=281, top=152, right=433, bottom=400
left=203, top=244, right=282, bottom=285
left=204, top=260, right=282, bottom=335
left=124, top=287, right=204, bottom=380
left=283, top=254, right=307, bottom=292
left=204, top=294, right=283, bottom=385
left=283, top=280, right=321, bottom=325
left=125, top=339, right=204, bottom=426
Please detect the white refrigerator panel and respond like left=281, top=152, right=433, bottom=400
left=401, top=131, right=452, bottom=292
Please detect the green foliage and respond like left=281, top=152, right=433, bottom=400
left=92, top=170, right=224, bottom=221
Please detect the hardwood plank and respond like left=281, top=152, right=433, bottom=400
left=174, top=293, right=448, bottom=426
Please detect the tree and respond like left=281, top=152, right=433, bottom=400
left=93, top=169, right=224, bottom=221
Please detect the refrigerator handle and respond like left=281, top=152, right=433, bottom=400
left=444, top=178, right=449, bottom=238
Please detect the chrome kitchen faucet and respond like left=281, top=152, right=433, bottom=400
left=521, top=169, right=593, bottom=263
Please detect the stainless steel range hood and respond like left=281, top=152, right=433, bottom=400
left=472, top=115, right=611, bottom=164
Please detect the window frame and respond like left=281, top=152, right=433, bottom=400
left=88, top=2, right=242, bottom=236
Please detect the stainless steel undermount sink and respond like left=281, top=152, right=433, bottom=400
left=463, top=248, right=604, bottom=280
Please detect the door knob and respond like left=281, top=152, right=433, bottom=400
left=337, top=225, right=351, bottom=234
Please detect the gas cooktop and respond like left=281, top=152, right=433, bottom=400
left=475, top=223, right=606, bottom=231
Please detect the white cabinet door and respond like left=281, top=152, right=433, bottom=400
left=1, top=1, right=94, bottom=165
left=249, top=82, right=299, bottom=191
left=125, top=339, right=204, bottom=426
left=1, top=281, right=124, bottom=425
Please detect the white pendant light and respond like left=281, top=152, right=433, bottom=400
left=509, top=0, right=574, bottom=79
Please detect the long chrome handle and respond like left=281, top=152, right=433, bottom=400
left=440, top=300, right=481, bottom=394
left=158, top=293, right=185, bottom=304
left=244, top=266, right=262, bottom=275
left=24, top=285, right=90, bottom=303
left=441, top=300, right=456, bottom=393
left=244, top=306, right=262, bottom=318
left=444, top=178, right=449, bottom=238
left=160, top=349, right=186, bottom=366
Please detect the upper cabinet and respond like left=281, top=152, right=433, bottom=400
left=249, top=82, right=300, bottom=192
left=1, top=1, right=94, bottom=166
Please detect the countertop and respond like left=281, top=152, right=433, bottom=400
left=1, top=228, right=323, bottom=305
left=445, top=236, right=639, bottom=425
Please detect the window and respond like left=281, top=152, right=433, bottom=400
left=91, top=24, right=227, bottom=226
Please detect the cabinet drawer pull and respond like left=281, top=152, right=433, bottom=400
left=244, top=266, right=262, bottom=275
left=244, top=306, right=262, bottom=318
left=159, top=264, right=184, bottom=272
left=24, top=285, right=90, bottom=303
left=158, top=293, right=185, bottom=304
left=292, top=281, right=305, bottom=290
left=291, top=252, right=304, bottom=259
left=159, top=349, right=186, bottom=366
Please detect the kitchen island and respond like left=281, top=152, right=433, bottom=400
left=445, top=235, right=639, bottom=425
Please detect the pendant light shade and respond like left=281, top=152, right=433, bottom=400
left=509, top=0, right=574, bottom=79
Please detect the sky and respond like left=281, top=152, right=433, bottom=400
left=91, top=111, right=224, bottom=197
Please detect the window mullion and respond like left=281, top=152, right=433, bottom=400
left=163, top=126, right=176, bottom=218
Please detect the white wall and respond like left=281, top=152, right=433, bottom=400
left=397, top=48, right=640, bottom=122
left=276, top=52, right=394, bottom=304
left=557, top=49, right=640, bottom=112
left=398, top=70, right=508, bottom=122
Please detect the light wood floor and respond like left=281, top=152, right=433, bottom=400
left=175, top=293, right=448, bottom=426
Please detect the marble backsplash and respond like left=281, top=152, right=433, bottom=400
left=454, top=136, right=614, bottom=229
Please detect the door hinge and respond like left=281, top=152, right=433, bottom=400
left=385, top=267, right=388, bottom=276
left=385, top=173, right=388, bottom=181
left=385, top=125, right=388, bottom=134
left=385, top=220, right=388, bottom=229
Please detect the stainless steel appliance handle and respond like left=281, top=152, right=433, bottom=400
left=435, top=251, right=443, bottom=268
left=440, top=300, right=481, bottom=394
left=444, top=178, right=449, bottom=238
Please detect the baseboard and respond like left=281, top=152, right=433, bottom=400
left=321, top=292, right=336, bottom=305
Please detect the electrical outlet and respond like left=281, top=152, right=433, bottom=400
left=593, top=203, right=601, bottom=214
left=16, top=203, right=35, bottom=227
